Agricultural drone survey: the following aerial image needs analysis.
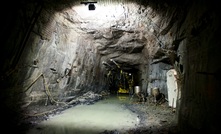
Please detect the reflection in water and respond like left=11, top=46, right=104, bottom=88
left=26, top=94, right=140, bottom=134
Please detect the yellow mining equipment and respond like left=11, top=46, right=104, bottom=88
left=118, top=87, right=129, bottom=94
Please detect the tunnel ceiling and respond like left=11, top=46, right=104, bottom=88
left=42, top=0, right=180, bottom=11
left=36, top=0, right=179, bottom=72
left=1, top=0, right=188, bottom=75
left=2, top=0, right=201, bottom=96
left=1, top=0, right=188, bottom=95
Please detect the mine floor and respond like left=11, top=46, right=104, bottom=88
left=23, top=94, right=178, bottom=134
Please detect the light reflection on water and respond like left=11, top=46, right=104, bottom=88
left=26, top=94, right=140, bottom=134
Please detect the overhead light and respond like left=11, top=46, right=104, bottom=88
left=80, top=1, right=97, bottom=11
left=88, top=3, right=95, bottom=10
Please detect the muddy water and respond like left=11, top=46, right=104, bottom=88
left=27, top=94, right=140, bottom=134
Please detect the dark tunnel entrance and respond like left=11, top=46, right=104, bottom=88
left=102, top=59, right=141, bottom=95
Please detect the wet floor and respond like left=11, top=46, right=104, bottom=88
left=26, top=94, right=141, bottom=134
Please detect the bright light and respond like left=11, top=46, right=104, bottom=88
left=64, top=2, right=147, bottom=30
left=72, top=3, right=125, bottom=21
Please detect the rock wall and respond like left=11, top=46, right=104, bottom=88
left=12, top=2, right=168, bottom=106
left=0, top=0, right=182, bottom=119
left=175, top=2, right=221, bottom=133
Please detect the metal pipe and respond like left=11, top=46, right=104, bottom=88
left=102, top=61, right=112, bottom=68
left=110, top=59, right=120, bottom=68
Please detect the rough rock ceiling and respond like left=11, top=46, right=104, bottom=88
left=41, top=0, right=183, bottom=12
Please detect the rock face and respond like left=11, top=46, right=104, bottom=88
left=13, top=2, right=166, bottom=105
left=1, top=0, right=221, bottom=133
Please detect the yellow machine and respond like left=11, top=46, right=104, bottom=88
left=117, top=71, right=133, bottom=94
left=105, top=59, right=134, bottom=94
left=118, top=87, right=129, bottom=93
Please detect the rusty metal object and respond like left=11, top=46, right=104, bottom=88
left=152, top=87, right=160, bottom=97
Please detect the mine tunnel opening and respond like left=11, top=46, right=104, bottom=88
left=1, top=0, right=221, bottom=134
left=102, top=58, right=141, bottom=95
left=2, top=1, right=181, bottom=133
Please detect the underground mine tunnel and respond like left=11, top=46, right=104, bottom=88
left=1, top=0, right=221, bottom=133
